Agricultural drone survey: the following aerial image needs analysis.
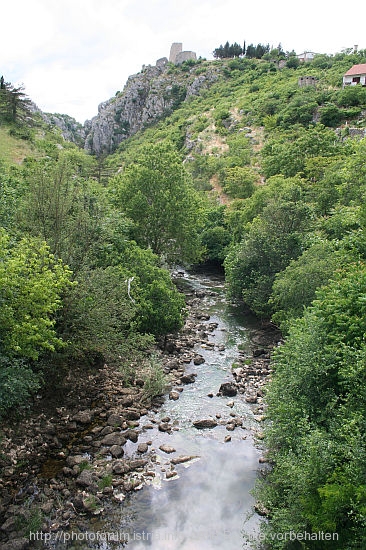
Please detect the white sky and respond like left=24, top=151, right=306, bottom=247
left=1, top=0, right=365, bottom=123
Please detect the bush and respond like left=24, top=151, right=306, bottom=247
left=0, top=359, right=41, bottom=416
left=257, top=264, right=366, bottom=549
left=319, top=103, right=343, bottom=127
left=140, top=355, right=167, bottom=400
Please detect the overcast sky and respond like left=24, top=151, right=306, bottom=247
left=2, top=0, right=365, bottom=123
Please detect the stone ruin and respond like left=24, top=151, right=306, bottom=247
left=155, top=43, right=197, bottom=68
left=298, top=76, right=317, bottom=88
left=169, top=42, right=183, bottom=63
left=168, top=42, right=197, bottom=65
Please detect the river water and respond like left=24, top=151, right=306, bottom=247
left=70, top=269, right=264, bottom=549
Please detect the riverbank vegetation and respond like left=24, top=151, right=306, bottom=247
left=1, top=46, right=366, bottom=547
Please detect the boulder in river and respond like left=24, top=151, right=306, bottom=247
left=219, top=382, right=238, bottom=397
left=137, top=443, right=149, bottom=454
left=193, top=354, right=205, bottom=365
left=169, top=391, right=180, bottom=401
left=158, top=422, right=172, bottom=433
left=171, top=455, right=198, bottom=465
left=180, top=373, right=197, bottom=384
left=101, top=432, right=127, bottom=446
left=159, top=444, right=176, bottom=454
left=193, top=419, right=218, bottom=429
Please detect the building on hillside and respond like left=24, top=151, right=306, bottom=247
left=169, top=43, right=197, bottom=64
left=343, top=63, right=366, bottom=87
left=298, top=76, right=317, bottom=87
left=297, top=51, right=316, bottom=62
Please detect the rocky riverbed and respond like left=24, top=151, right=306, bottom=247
left=0, top=272, right=281, bottom=549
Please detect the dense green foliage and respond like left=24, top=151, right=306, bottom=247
left=110, top=141, right=203, bottom=263
left=0, top=105, right=191, bottom=414
left=258, top=265, right=366, bottom=548
left=0, top=76, right=33, bottom=126
left=1, top=48, right=366, bottom=546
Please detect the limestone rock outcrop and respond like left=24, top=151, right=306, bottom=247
left=83, top=61, right=219, bottom=156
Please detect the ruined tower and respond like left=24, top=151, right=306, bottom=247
left=169, top=43, right=183, bottom=63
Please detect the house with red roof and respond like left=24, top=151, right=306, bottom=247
left=343, top=64, right=366, bottom=87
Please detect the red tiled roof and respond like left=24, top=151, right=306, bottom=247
left=344, top=63, right=366, bottom=76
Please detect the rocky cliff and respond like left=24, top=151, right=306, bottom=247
left=83, top=60, right=220, bottom=156
left=42, top=112, right=86, bottom=147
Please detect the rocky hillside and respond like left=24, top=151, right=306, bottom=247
left=83, top=60, right=220, bottom=156
left=41, top=112, right=86, bottom=147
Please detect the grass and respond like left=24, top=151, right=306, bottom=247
left=98, top=474, right=113, bottom=490
left=0, top=127, right=34, bottom=164
left=79, top=461, right=92, bottom=472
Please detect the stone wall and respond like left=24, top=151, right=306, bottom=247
left=156, top=57, right=168, bottom=69
left=175, top=51, right=197, bottom=64
left=298, top=76, right=317, bottom=87
left=169, top=43, right=197, bottom=64
left=169, top=43, right=182, bottom=63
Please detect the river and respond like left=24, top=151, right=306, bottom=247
left=74, top=268, right=265, bottom=550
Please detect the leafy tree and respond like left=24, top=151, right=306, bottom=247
left=261, top=125, right=342, bottom=179
left=19, top=151, right=110, bottom=273
left=58, top=265, right=153, bottom=377
left=116, top=243, right=186, bottom=337
left=225, top=196, right=312, bottom=316
left=257, top=263, right=366, bottom=548
left=201, top=205, right=231, bottom=263
left=270, top=241, right=354, bottom=331
left=286, top=55, right=300, bottom=68
left=110, top=141, right=204, bottom=264
left=319, top=103, right=343, bottom=127
left=0, top=232, right=72, bottom=360
left=0, top=161, right=26, bottom=230
left=0, top=77, right=33, bottom=125
left=222, top=166, right=256, bottom=198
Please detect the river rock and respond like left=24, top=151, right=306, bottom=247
left=171, top=455, right=197, bottom=465
left=193, top=354, right=205, bottom=365
left=137, top=443, right=149, bottom=454
left=129, top=459, right=148, bottom=470
left=159, top=445, right=176, bottom=454
left=113, top=461, right=130, bottom=475
left=66, top=455, right=90, bottom=468
left=169, top=391, right=180, bottom=401
left=219, top=382, right=237, bottom=397
left=193, top=419, right=218, bottom=429
left=107, top=414, right=124, bottom=427
left=124, top=410, right=141, bottom=421
left=124, top=429, right=138, bottom=443
left=110, top=445, right=124, bottom=458
left=0, top=538, right=29, bottom=550
left=196, top=312, right=210, bottom=320
left=76, top=470, right=97, bottom=489
left=181, top=373, right=197, bottom=384
left=1, top=516, right=17, bottom=532
left=158, top=423, right=171, bottom=433
left=82, top=495, right=103, bottom=514
left=120, top=395, right=134, bottom=407
left=166, top=470, right=178, bottom=479
left=245, top=394, right=258, bottom=404
left=100, top=425, right=115, bottom=436
left=165, top=359, right=181, bottom=371
left=73, top=410, right=93, bottom=424
left=101, top=432, right=127, bottom=446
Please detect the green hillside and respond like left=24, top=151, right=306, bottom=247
left=1, top=48, right=366, bottom=548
